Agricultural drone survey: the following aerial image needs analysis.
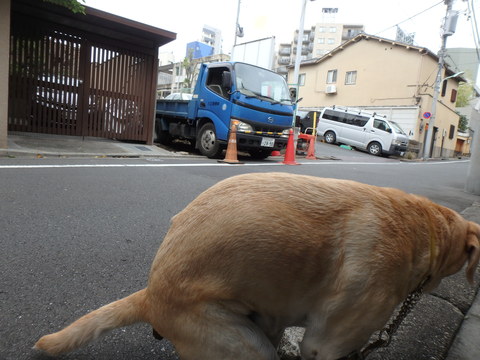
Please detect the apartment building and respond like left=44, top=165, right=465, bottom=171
left=201, top=25, right=222, bottom=55
left=276, top=23, right=364, bottom=77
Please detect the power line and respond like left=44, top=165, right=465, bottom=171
left=374, top=1, right=444, bottom=37
left=467, top=0, right=480, bottom=60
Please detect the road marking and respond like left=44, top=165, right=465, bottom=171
left=0, top=160, right=470, bottom=169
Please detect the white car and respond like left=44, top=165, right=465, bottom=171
left=164, top=93, right=193, bottom=100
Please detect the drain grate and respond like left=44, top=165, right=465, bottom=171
left=134, top=145, right=152, bottom=152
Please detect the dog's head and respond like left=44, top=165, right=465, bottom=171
left=438, top=219, right=480, bottom=286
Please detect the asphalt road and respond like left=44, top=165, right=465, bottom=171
left=1, top=145, right=478, bottom=360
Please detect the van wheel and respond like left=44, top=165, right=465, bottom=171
left=198, top=123, right=223, bottom=158
left=367, top=142, right=382, bottom=156
left=324, top=131, right=336, bottom=144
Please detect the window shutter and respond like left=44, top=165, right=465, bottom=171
left=450, top=89, right=457, bottom=103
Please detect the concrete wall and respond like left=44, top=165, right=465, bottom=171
left=0, top=0, right=10, bottom=150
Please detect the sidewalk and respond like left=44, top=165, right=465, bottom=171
left=1, top=132, right=189, bottom=158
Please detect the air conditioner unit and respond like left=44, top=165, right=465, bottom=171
left=325, top=85, right=337, bottom=94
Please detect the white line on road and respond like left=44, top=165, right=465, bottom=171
left=0, top=160, right=470, bottom=169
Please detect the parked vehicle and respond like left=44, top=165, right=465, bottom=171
left=316, top=106, right=409, bottom=156
left=34, top=75, right=140, bottom=135
left=155, top=62, right=295, bottom=159
left=296, top=110, right=321, bottom=134
left=164, top=93, right=193, bottom=100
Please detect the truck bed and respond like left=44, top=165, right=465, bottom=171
left=156, top=100, right=189, bottom=119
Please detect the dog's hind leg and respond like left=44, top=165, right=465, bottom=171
left=248, top=312, right=287, bottom=349
left=300, top=295, right=397, bottom=360
left=165, top=303, right=280, bottom=360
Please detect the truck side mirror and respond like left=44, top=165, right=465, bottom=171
left=222, top=71, right=232, bottom=90
left=289, top=87, right=297, bottom=101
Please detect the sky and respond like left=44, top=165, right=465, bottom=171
left=83, top=0, right=478, bottom=62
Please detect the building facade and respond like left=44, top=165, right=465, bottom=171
left=201, top=25, right=222, bottom=55
left=288, top=34, right=465, bottom=158
left=276, top=22, right=364, bottom=77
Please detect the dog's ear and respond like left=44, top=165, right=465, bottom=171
left=466, top=222, right=480, bottom=285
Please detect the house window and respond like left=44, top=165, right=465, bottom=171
left=318, top=27, right=326, bottom=33
left=441, top=80, right=447, bottom=97
left=345, top=71, right=357, bottom=85
left=299, top=73, right=306, bottom=86
left=450, top=89, right=457, bottom=103
left=318, top=38, right=325, bottom=44
left=327, top=38, right=335, bottom=44
left=329, top=27, right=337, bottom=33
left=327, top=69, right=337, bottom=84
left=449, top=125, right=455, bottom=139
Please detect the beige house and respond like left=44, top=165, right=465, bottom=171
left=289, top=34, right=465, bottom=158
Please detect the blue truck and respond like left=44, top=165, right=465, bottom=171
left=155, top=62, right=295, bottom=159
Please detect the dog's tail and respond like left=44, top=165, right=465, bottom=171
left=34, top=288, right=147, bottom=356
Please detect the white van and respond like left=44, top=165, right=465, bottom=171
left=316, top=106, right=409, bottom=156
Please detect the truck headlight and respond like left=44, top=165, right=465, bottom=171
left=281, top=128, right=291, bottom=138
left=232, top=120, right=253, bottom=132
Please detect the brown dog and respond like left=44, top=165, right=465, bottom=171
left=35, top=172, right=480, bottom=360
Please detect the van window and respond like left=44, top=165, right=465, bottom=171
left=374, top=119, right=391, bottom=132
left=322, top=109, right=368, bottom=127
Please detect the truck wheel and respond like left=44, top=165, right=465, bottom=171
left=155, top=119, right=172, bottom=145
left=198, top=123, right=223, bottom=158
left=249, top=149, right=271, bottom=160
left=324, top=131, right=336, bottom=144
left=367, top=142, right=382, bottom=156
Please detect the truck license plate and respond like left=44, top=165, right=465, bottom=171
left=261, top=137, right=275, bottom=147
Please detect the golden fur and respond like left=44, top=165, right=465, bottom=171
left=35, top=172, right=480, bottom=360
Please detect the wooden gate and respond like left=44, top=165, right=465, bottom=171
left=8, top=13, right=155, bottom=142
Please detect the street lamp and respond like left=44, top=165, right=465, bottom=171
left=291, top=0, right=315, bottom=126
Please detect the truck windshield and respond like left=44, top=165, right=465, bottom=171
left=234, top=63, right=292, bottom=105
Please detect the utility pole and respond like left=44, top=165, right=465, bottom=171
left=422, top=0, right=458, bottom=159
left=292, top=0, right=308, bottom=98
left=291, top=0, right=315, bottom=126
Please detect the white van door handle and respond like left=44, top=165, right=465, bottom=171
left=370, top=130, right=375, bottom=133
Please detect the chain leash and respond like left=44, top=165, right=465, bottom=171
left=339, top=276, right=429, bottom=360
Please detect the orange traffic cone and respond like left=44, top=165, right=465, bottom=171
left=271, top=150, right=282, bottom=156
left=218, top=123, right=243, bottom=164
left=305, top=135, right=317, bottom=160
left=281, top=129, right=300, bottom=165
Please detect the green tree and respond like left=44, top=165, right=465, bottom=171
left=458, top=113, right=469, bottom=132
left=455, top=81, right=474, bottom=108
left=182, top=48, right=199, bottom=91
left=43, top=0, right=86, bottom=14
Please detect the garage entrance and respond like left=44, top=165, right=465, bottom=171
left=8, top=0, right=175, bottom=143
